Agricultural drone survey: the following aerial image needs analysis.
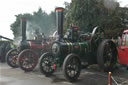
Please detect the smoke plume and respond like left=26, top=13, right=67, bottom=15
left=104, top=0, right=117, bottom=9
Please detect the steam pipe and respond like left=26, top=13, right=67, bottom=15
left=55, top=7, right=64, bottom=41
left=21, top=18, right=27, bottom=41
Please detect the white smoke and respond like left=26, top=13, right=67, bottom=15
left=13, top=36, right=22, bottom=46
left=26, top=21, right=35, bottom=40
left=104, top=0, right=118, bottom=9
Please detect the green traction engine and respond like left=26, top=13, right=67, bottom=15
left=39, top=7, right=118, bottom=82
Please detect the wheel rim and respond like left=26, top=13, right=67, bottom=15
left=20, top=51, right=37, bottom=69
left=41, top=55, right=54, bottom=73
left=8, top=51, right=18, bottom=66
left=66, top=57, right=80, bottom=78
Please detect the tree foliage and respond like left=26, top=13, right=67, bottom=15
left=11, top=8, right=56, bottom=39
left=11, top=1, right=128, bottom=39
left=64, top=0, right=128, bottom=38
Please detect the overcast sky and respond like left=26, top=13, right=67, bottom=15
left=0, top=0, right=127, bottom=39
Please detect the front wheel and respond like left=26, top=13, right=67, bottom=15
left=39, top=52, right=55, bottom=76
left=63, top=53, right=81, bottom=82
left=18, top=49, right=38, bottom=72
left=6, top=48, right=19, bottom=68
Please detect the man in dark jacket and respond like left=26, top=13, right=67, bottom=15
left=67, top=24, right=78, bottom=42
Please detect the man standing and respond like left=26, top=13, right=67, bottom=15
left=67, top=24, right=78, bottom=42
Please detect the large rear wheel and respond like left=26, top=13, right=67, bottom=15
left=18, top=49, right=38, bottom=72
left=97, top=39, right=117, bottom=72
left=63, top=53, right=81, bottom=82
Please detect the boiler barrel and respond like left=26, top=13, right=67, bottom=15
left=52, top=41, right=89, bottom=56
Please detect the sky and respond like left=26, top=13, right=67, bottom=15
left=0, top=0, right=127, bottom=39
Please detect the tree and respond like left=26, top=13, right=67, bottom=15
left=11, top=13, right=33, bottom=39
left=64, top=0, right=128, bottom=38
left=11, top=8, right=56, bottom=40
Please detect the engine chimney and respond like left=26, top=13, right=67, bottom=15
left=21, top=18, right=27, bottom=41
left=55, top=7, right=64, bottom=41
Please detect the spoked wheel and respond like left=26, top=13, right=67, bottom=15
left=63, top=53, right=81, bottom=82
left=97, top=39, right=117, bottom=72
left=6, top=48, right=19, bottom=68
left=18, top=49, right=38, bottom=72
left=39, top=52, right=55, bottom=76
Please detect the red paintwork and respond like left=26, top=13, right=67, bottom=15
left=29, top=41, right=50, bottom=50
left=118, top=30, right=128, bottom=65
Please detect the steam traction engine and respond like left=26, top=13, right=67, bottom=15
left=39, top=7, right=118, bottom=82
left=6, top=18, right=51, bottom=71
left=0, top=36, right=14, bottom=62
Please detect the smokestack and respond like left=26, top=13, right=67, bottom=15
left=21, top=18, right=27, bottom=41
left=55, top=7, right=64, bottom=40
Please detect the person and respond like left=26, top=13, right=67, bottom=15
left=0, top=42, right=15, bottom=62
left=41, top=33, right=46, bottom=43
left=34, top=29, right=42, bottom=41
left=67, top=24, right=78, bottom=42
left=33, top=29, right=43, bottom=45
left=117, top=36, right=121, bottom=46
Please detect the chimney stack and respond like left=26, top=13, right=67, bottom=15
left=55, top=7, right=64, bottom=40
left=21, top=18, right=27, bottom=41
